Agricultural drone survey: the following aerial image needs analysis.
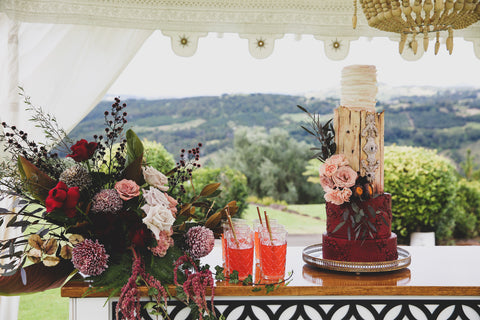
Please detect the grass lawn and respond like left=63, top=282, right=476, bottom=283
left=18, top=288, right=69, bottom=320
left=242, top=203, right=326, bottom=234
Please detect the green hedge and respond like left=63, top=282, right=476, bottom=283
left=453, top=179, right=480, bottom=239
left=143, top=139, right=176, bottom=173
left=184, top=166, right=249, bottom=218
left=384, top=146, right=458, bottom=244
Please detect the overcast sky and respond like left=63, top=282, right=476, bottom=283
left=107, top=31, right=480, bottom=99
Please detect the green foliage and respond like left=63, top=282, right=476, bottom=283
left=384, top=146, right=458, bottom=244
left=184, top=166, right=249, bottom=218
left=217, top=127, right=323, bottom=204
left=453, top=179, right=480, bottom=238
left=246, top=195, right=288, bottom=206
left=143, top=139, right=176, bottom=173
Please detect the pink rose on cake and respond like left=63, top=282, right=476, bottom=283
left=332, top=166, right=357, bottom=188
left=319, top=154, right=358, bottom=205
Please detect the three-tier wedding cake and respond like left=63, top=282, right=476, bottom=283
left=321, top=65, right=398, bottom=262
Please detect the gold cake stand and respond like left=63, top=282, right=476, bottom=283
left=302, top=244, right=411, bottom=273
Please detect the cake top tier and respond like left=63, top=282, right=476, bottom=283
left=340, top=65, right=377, bottom=112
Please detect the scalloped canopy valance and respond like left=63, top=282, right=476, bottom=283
left=1, top=0, right=480, bottom=60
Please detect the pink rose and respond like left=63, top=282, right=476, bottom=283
left=319, top=175, right=334, bottom=191
left=340, top=188, right=352, bottom=203
left=326, top=154, right=349, bottom=167
left=319, top=162, right=337, bottom=177
left=165, top=193, right=178, bottom=216
left=142, top=166, right=169, bottom=191
left=324, top=188, right=345, bottom=205
left=332, top=166, right=358, bottom=188
left=115, top=179, right=140, bottom=200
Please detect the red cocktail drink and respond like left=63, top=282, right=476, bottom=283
left=225, top=227, right=254, bottom=280
left=260, top=242, right=287, bottom=279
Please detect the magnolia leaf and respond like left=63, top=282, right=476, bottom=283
left=0, top=259, right=75, bottom=295
left=125, top=129, right=144, bottom=167
left=199, top=183, right=221, bottom=197
left=123, top=129, right=145, bottom=185
left=27, top=255, right=41, bottom=264
left=204, top=211, right=223, bottom=230
left=20, top=268, right=27, bottom=286
left=28, top=234, right=43, bottom=250
left=17, top=156, right=56, bottom=201
left=179, top=204, right=192, bottom=216
left=332, top=221, right=346, bottom=234
left=42, top=238, right=58, bottom=255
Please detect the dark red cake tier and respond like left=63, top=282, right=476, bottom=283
left=326, top=193, right=392, bottom=240
left=322, top=232, right=398, bottom=262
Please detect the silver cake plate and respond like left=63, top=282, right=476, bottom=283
left=302, top=244, right=411, bottom=273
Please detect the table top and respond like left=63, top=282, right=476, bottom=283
left=61, top=245, right=480, bottom=298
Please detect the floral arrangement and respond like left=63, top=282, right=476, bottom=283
left=0, top=94, right=236, bottom=320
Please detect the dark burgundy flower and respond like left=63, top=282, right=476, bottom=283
left=67, top=139, right=98, bottom=162
left=130, top=224, right=152, bottom=249
left=45, top=181, right=80, bottom=218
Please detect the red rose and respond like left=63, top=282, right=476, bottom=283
left=45, top=181, right=80, bottom=218
left=67, top=139, right=98, bottom=162
left=130, top=225, right=152, bottom=248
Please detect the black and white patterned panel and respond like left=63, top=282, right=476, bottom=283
left=112, top=299, right=480, bottom=320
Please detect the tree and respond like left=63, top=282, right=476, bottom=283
left=460, top=149, right=480, bottom=181
left=216, top=127, right=323, bottom=204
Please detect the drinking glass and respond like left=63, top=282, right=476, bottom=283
left=226, top=225, right=254, bottom=280
left=259, top=225, right=287, bottom=280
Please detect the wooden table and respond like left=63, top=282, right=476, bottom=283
left=61, top=246, right=480, bottom=320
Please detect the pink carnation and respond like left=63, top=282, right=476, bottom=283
left=149, top=229, right=174, bottom=257
left=324, top=188, right=345, bottom=205
left=332, top=166, right=358, bottom=188
left=115, top=179, right=140, bottom=200
left=340, top=187, right=353, bottom=202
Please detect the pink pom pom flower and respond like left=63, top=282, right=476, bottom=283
left=72, top=239, right=109, bottom=276
left=185, top=226, right=215, bottom=259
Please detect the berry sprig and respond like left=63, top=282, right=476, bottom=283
left=168, top=143, right=203, bottom=197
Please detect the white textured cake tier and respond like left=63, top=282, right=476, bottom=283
left=340, top=65, right=377, bottom=112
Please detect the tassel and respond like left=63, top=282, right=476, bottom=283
left=446, top=27, right=453, bottom=55
left=412, top=32, right=418, bottom=55
left=399, top=33, right=407, bottom=54
left=423, top=31, right=429, bottom=52
left=353, top=0, right=358, bottom=29
left=435, top=31, right=440, bottom=55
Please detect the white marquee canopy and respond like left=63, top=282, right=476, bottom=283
left=0, top=1, right=479, bottom=318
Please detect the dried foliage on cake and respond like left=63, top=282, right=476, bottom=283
left=0, top=92, right=237, bottom=320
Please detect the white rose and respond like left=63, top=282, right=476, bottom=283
left=142, top=187, right=170, bottom=209
left=142, top=205, right=175, bottom=237
left=142, top=166, right=169, bottom=191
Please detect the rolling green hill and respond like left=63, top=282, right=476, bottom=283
left=69, top=89, right=480, bottom=169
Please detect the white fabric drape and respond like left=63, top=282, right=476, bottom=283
left=0, top=196, right=21, bottom=320
left=0, top=13, right=152, bottom=319
left=0, top=12, right=153, bottom=135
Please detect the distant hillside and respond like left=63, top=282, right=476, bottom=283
left=69, top=89, right=480, bottom=168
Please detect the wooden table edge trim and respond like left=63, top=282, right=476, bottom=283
left=61, top=284, right=480, bottom=298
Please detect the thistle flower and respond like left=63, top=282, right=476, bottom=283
left=91, top=189, right=123, bottom=213
left=59, top=164, right=92, bottom=191
left=72, top=239, right=109, bottom=276
left=185, top=226, right=215, bottom=259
